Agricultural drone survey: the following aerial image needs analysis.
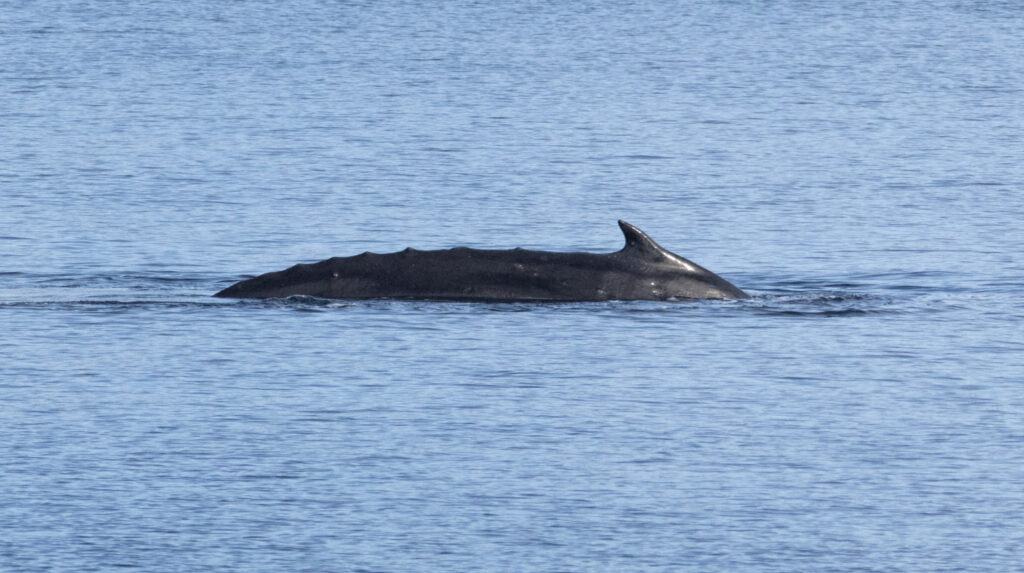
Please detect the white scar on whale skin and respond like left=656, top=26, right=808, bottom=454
left=664, top=253, right=698, bottom=272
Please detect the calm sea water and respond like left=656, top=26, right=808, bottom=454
left=3, top=1, right=1023, bottom=571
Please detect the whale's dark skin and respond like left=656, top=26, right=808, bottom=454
left=215, top=220, right=748, bottom=301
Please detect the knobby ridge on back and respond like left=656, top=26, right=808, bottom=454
left=215, top=220, right=749, bottom=302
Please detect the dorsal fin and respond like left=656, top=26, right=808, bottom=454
left=618, top=220, right=669, bottom=258
left=617, top=220, right=699, bottom=270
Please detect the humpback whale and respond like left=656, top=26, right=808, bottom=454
left=215, top=220, right=748, bottom=301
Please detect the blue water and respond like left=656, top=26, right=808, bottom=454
left=3, top=1, right=1024, bottom=571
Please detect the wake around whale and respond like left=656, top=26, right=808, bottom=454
left=215, top=220, right=749, bottom=301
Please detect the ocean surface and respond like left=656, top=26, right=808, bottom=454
left=2, top=1, right=1023, bottom=571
